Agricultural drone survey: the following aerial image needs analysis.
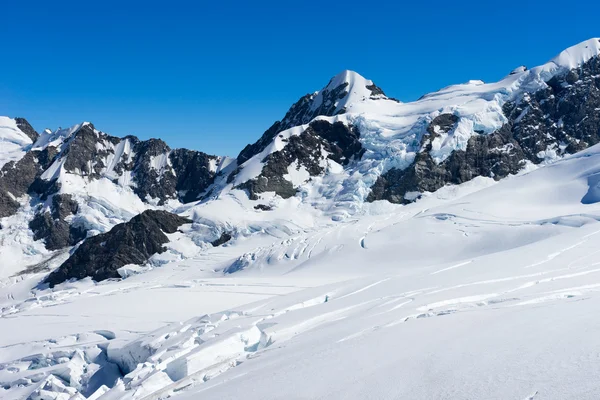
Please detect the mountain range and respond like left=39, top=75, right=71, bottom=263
left=2, top=38, right=600, bottom=399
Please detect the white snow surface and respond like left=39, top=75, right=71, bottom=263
left=0, top=117, right=33, bottom=169
left=3, top=141, right=600, bottom=398
left=2, top=38, right=600, bottom=399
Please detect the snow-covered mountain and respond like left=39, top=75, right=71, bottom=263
left=2, top=38, right=600, bottom=399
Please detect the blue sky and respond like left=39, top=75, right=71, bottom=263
left=1, top=0, right=599, bottom=156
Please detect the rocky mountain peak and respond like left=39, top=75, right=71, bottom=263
left=236, top=70, right=392, bottom=165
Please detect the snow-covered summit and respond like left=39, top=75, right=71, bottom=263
left=219, top=38, right=600, bottom=223
left=546, top=37, right=600, bottom=70
left=311, top=69, right=393, bottom=113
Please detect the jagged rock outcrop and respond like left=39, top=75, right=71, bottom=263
left=0, top=120, right=220, bottom=252
left=61, top=123, right=119, bottom=178
left=0, top=119, right=58, bottom=218
left=170, top=148, right=219, bottom=203
left=15, top=117, right=39, bottom=142
left=29, top=194, right=86, bottom=250
left=45, top=210, right=192, bottom=286
left=507, top=55, right=600, bottom=158
left=237, top=70, right=388, bottom=165
left=368, top=119, right=526, bottom=203
left=237, top=120, right=363, bottom=199
left=368, top=53, right=600, bottom=203
left=42, top=124, right=220, bottom=205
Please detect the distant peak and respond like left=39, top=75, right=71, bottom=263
left=318, top=69, right=391, bottom=107
left=324, top=70, right=368, bottom=90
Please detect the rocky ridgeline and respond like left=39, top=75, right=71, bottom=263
left=0, top=122, right=220, bottom=253
left=45, top=210, right=191, bottom=286
left=369, top=55, right=600, bottom=203
left=237, top=120, right=364, bottom=199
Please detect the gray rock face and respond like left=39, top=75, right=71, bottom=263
left=0, top=142, right=57, bottom=218
left=507, top=55, right=600, bottom=157
left=237, top=120, right=363, bottom=199
left=368, top=122, right=526, bottom=203
left=1, top=120, right=219, bottom=253
left=29, top=194, right=86, bottom=250
left=237, top=75, right=385, bottom=165
left=129, top=140, right=219, bottom=204
left=129, top=138, right=178, bottom=203
left=15, top=117, right=39, bottom=142
left=41, top=124, right=219, bottom=206
left=211, top=232, right=232, bottom=247
left=62, top=124, right=118, bottom=178
left=169, top=148, right=218, bottom=203
left=44, top=210, right=192, bottom=286
left=368, top=55, right=600, bottom=204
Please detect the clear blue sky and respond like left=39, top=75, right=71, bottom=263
left=1, top=0, right=598, bottom=156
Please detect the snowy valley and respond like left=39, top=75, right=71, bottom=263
left=1, top=38, right=600, bottom=399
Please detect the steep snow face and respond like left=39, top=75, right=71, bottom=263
left=0, top=117, right=34, bottom=169
left=309, top=69, right=390, bottom=115
left=537, top=37, right=600, bottom=75
left=32, top=123, right=87, bottom=152
left=279, top=69, right=397, bottom=131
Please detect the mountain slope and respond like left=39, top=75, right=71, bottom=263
left=3, top=138, right=600, bottom=399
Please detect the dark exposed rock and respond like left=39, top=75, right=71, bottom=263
left=254, top=204, right=272, bottom=211
left=237, top=120, right=362, bottom=199
left=368, top=55, right=600, bottom=204
left=366, top=84, right=385, bottom=96
left=425, top=114, right=459, bottom=149
left=236, top=73, right=384, bottom=165
left=211, top=232, right=232, bottom=247
left=169, top=148, right=218, bottom=203
left=44, top=210, right=192, bottom=286
left=309, top=120, right=364, bottom=165
left=123, top=139, right=219, bottom=205
left=129, top=139, right=177, bottom=203
left=37, top=124, right=219, bottom=206
left=62, top=123, right=116, bottom=178
left=237, top=173, right=296, bottom=200
left=0, top=146, right=58, bottom=217
left=237, top=121, right=282, bottom=165
left=29, top=194, right=86, bottom=250
left=15, top=117, right=39, bottom=142
left=506, top=55, right=600, bottom=158
left=0, top=192, right=20, bottom=219
left=368, top=123, right=526, bottom=203
left=1, top=153, right=43, bottom=197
